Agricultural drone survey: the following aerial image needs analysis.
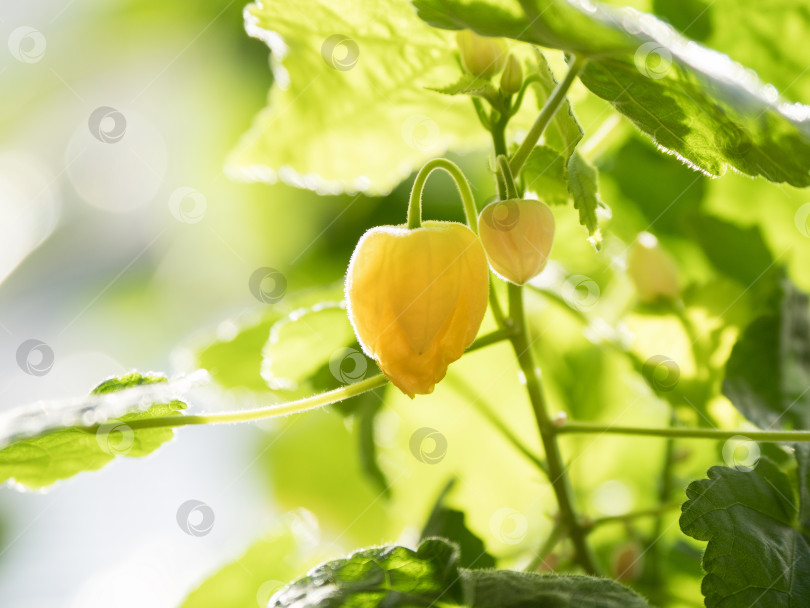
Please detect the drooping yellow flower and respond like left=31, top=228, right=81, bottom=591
left=478, top=199, right=555, bottom=285
left=345, top=221, right=489, bottom=397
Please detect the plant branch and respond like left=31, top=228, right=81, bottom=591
left=557, top=421, right=810, bottom=441
left=496, top=154, right=519, bottom=199
left=586, top=502, right=682, bottom=530
left=507, top=282, right=599, bottom=574
left=509, top=55, right=587, bottom=176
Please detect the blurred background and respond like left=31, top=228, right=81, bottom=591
left=0, top=1, right=808, bottom=607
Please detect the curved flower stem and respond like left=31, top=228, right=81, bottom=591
left=556, top=422, right=810, bottom=441
left=407, top=158, right=479, bottom=233
left=102, top=374, right=391, bottom=432
left=507, top=282, right=599, bottom=574
left=509, top=55, right=587, bottom=176
left=496, top=154, right=519, bottom=199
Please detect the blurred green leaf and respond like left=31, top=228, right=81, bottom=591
left=688, top=216, right=775, bottom=288
left=723, top=276, right=810, bottom=430
left=0, top=373, right=186, bottom=490
left=228, top=0, right=486, bottom=195
left=421, top=479, right=496, bottom=569
left=523, top=145, right=569, bottom=206
left=181, top=525, right=303, bottom=608
left=413, top=0, right=810, bottom=186
left=333, top=386, right=391, bottom=498
left=567, top=153, right=603, bottom=241
left=261, top=409, right=392, bottom=547
left=680, top=457, right=810, bottom=607
left=262, top=303, right=359, bottom=391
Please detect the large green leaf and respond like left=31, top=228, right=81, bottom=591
left=413, top=0, right=810, bottom=186
left=680, top=458, right=810, bottom=607
left=0, top=372, right=194, bottom=490
left=268, top=538, right=653, bottom=607
left=723, top=276, right=810, bottom=430
left=228, top=0, right=485, bottom=195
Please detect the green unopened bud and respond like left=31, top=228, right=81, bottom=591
left=500, top=54, right=523, bottom=96
left=456, top=30, right=507, bottom=79
left=627, top=232, right=681, bottom=303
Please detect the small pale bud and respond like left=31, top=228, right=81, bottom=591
left=456, top=30, right=508, bottom=79
left=627, top=232, right=681, bottom=303
left=500, top=54, right=523, bottom=96
left=478, top=199, right=555, bottom=285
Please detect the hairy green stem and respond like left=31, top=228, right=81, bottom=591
left=507, top=282, right=599, bottom=574
left=509, top=56, right=587, bottom=176
left=557, top=422, right=810, bottom=441
left=407, top=158, right=478, bottom=232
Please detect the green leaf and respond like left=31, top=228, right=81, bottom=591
left=680, top=458, right=810, bottom=607
left=723, top=276, right=810, bottom=430
left=269, top=538, right=464, bottom=607
left=522, top=145, right=569, bottom=206
left=421, top=479, right=496, bottom=569
left=430, top=73, right=503, bottom=110
left=261, top=302, right=361, bottom=392
left=566, top=152, right=603, bottom=243
left=413, top=0, right=810, bottom=186
left=530, top=50, right=582, bottom=159
left=0, top=372, right=192, bottom=490
left=268, top=538, right=653, bottom=607
left=463, top=569, right=653, bottom=607
left=228, top=0, right=485, bottom=195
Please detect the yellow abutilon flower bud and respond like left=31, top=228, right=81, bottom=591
left=345, top=221, right=489, bottom=398
left=627, top=232, right=681, bottom=303
left=456, top=30, right=508, bottom=79
left=477, top=199, right=555, bottom=285
left=500, top=54, right=523, bottom=96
